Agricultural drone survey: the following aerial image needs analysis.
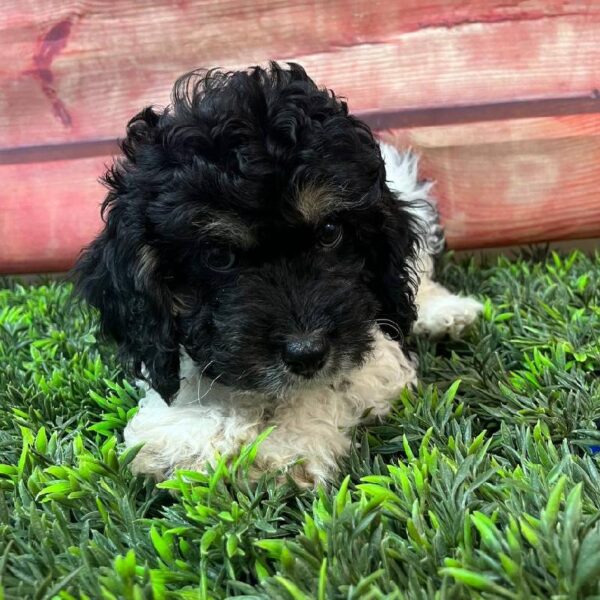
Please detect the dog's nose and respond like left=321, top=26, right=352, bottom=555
left=282, top=334, right=329, bottom=377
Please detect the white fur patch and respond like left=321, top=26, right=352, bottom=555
left=380, top=142, right=444, bottom=257
left=124, top=329, right=416, bottom=484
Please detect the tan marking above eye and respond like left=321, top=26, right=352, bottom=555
left=193, top=213, right=256, bottom=248
left=296, top=183, right=339, bottom=223
left=137, top=244, right=159, bottom=281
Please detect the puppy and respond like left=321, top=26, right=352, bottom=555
left=74, top=63, right=481, bottom=485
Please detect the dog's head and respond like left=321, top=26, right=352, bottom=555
left=74, top=63, right=420, bottom=401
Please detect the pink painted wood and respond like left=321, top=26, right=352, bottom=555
left=2, top=157, right=107, bottom=273
left=1, top=0, right=599, bottom=272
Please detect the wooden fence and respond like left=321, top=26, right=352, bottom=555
left=2, top=1, right=599, bottom=272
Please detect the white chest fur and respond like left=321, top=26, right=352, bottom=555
left=124, top=329, right=417, bottom=484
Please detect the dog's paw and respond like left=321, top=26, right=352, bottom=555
left=276, top=463, right=322, bottom=489
left=414, top=293, right=482, bottom=338
left=129, top=444, right=173, bottom=481
left=249, top=456, right=333, bottom=489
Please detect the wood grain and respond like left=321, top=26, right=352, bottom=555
left=380, top=114, right=600, bottom=147
left=1, top=157, right=107, bottom=273
left=2, top=0, right=599, bottom=272
left=432, top=137, right=600, bottom=249
left=1, top=1, right=598, bottom=150
left=381, top=118, right=600, bottom=249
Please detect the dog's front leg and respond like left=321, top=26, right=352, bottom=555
left=413, top=255, right=483, bottom=338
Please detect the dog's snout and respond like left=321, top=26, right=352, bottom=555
left=282, top=334, right=329, bottom=377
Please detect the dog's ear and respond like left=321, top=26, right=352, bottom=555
left=370, top=187, right=422, bottom=338
left=73, top=107, right=181, bottom=402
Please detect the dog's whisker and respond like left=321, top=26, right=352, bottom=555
left=198, top=372, right=223, bottom=402
left=376, top=319, right=399, bottom=329
left=375, top=318, right=403, bottom=337
left=235, top=368, right=253, bottom=381
left=196, top=360, right=215, bottom=402
left=200, top=360, right=214, bottom=377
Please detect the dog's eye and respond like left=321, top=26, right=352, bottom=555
left=203, top=246, right=237, bottom=272
left=317, top=221, right=343, bottom=248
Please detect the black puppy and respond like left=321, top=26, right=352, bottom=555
left=75, top=63, right=481, bottom=484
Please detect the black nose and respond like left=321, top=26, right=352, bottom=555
left=282, top=334, right=329, bottom=377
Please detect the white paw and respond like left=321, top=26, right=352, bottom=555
left=413, top=294, right=482, bottom=338
left=249, top=459, right=324, bottom=488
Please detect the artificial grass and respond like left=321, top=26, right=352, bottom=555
left=0, top=248, right=599, bottom=600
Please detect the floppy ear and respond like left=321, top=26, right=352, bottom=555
left=72, top=108, right=181, bottom=402
left=368, top=145, right=442, bottom=338
left=372, top=187, right=422, bottom=338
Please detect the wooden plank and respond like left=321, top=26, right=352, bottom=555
left=5, top=100, right=600, bottom=165
left=3, top=115, right=600, bottom=273
left=381, top=121, right=600, bottom=249
left=362, top=96, right=600, bottom=131
left=0, top=157, right=106, bottom=273
left=433, top=137, right=600, bottom=249
left=1, top=1, right=599, bottom=150
left=382, top=113, right=600, bottom=147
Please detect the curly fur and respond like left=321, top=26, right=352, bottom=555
left=73, top=63, right=481, bottom=485
left=125, top=328, right=416, bottom=483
